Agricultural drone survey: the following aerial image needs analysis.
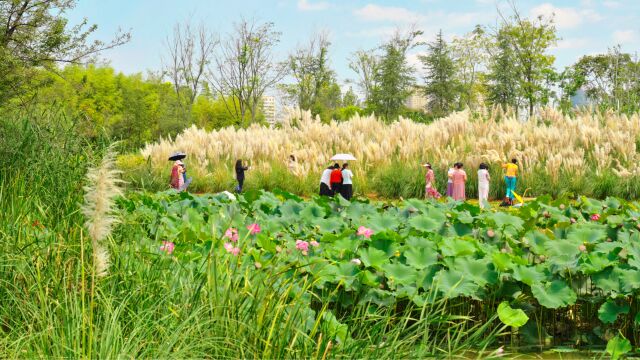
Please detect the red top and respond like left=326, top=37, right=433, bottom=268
left=330, top=169, right=343, bottom=183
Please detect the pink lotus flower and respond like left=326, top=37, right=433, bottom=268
left=357, top=226, right=373, bottom=239
left=351, top=258, right=362, bottom=265
left=224, top=228, right=239, bottom=242
left=590, top=214, right=600, bottom=221
left=160, top=241, right=175, bottom=255
left=224, top=242, right=241, bottom=256
left=295, top=240, right=309, bottom=252
left=310, top=240, right=320, bottom=248
left=247, top=223, right=261, bottom=235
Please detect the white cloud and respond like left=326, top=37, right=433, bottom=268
left=603, top=1, right=621, bottom=9
left=554, top=37, right=591, bottom=50
left=530, top=3, right=601, bottom=29
left=354, top=4, right=426, bottom=23
left=297, top=0, right=330, bottom=11
left=613, top=30, right=637, bottom=44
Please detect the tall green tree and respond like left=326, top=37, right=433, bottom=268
left=369, top=28, right=423, bottom=121
left=282, top=32, right=341, bottom=120
left=208, top=19, right=287, bottom=125
left=450, top=26, right=490, bottom=110
left=561, top=47, right=640, bottom=113
left=498, top=10, right=558, bottom=117
left=0, top=0, right=129, bottom=106
left=486, top=27, right=520, bottom=111
left=348, top=49, right=378, bottom=104
left=421, top=30, right=458, bottom=117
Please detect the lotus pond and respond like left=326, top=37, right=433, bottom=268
left=119, top=190, right=640, bottom=358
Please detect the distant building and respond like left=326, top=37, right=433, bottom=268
left=405, top=87, right=428, bottom=111
left=262, top=96, right=276, bottom=124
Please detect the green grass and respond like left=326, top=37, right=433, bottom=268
left=0, top=114, right=509, bottom=358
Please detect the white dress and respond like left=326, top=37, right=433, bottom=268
left=478, top=169, right=490, bottom=208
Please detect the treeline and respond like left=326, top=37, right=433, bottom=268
left=1, top=1, right=640, bottom=150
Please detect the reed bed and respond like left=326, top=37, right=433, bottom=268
left=135, top=107, right=640, bottom=199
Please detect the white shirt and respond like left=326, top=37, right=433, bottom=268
left=320, top=169, right=332, bottom=185
left=478, top=169, right=490, bottom=186
left=342, top=169, right=354, bottom=185
left=447, top=168, right=454, bottom=183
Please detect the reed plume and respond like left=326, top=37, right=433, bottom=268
left=82, top=145, right=123, bottom=277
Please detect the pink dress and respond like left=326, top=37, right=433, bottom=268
left=425, top=169, right=440, bottom=199
left=452, top=169, right=467, bottom=201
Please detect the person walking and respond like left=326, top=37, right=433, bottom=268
left=501, top=159, right=518, bottom=205
left=235, top=159, right=249, bottom=193
left=446, top=165, right=455, bottom=197
left=340, top=163, right=354, bottom=200
left=319, top=166, right=333, bottom=196
left=330, top=163, right=343, bottom=197
left=478, top=163, right=490, bottom=209
left=423, top=163, right=441, bottom=199
left=450, top=162, right=467, bottom=201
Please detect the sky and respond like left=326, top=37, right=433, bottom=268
left=66, top=0, right=640, bottom=87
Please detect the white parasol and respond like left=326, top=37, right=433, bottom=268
left=330, top=153, right=357, bottom=161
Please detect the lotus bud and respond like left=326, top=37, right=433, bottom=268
left=579, top=244, right=587, bottom=252
left=559, top=204, right=566, bottom=210
left=543, top=211, right=551, bottom=218
left=539, top=255, right=546, bottom=262
left=570, top=218, right=577, bottom=224
left=275, top=245, right=282, bottom=253
left=501, top=248, right=508, bottom=253
left=254, top=262, right=262, bottom=269
left=487, top=229, right=495, bottom=238
left=606, top=238, right=612, bottom=242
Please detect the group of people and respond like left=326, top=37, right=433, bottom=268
left=424, top=159, right=519, bottom=208
left=170, top=152, right=519, bottom=208
left=319, top=163, right=354, bottom=200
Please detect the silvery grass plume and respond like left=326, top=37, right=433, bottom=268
left=82, top=145, right=123, bottom=277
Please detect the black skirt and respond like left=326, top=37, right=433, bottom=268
left=319, top=183, right=333, bottom=196
left=331, top=182, right=341, bottom=197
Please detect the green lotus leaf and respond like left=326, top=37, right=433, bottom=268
left=544, top=238, right=582, bottom=270
left=300, top=203, right=326, bottom=222
left=439, top=237, right=478, bottom=257
left=314, top=217, right=344, bottom=233
left=279, top=200, right=304, bottom=219
left=512, top=264, right=546, bottom=286
left=451, top=256, right=497, bottom=287
left=382, top=262, right=417, bottom=286
left=598, top=300, right=630, bottom=324
left=367, top=212, right=400, bottom=232
left=404, top=244, right=438, bottom=269
left=334, top=261, right=360, bottom=288
left=345, top=202, right=377, bottom=222
left=358, top=247, right=389, bottom=270
left=606, top=335, right=632, bottom=360
left=487, top=212, right=524, bottom=232
left=433, top=269, right=480, bottom=299
left=606, top=215, right=624, bottom=227
left=524, top=230, right=551, bottom=254
left=492, top=252, right=515, bottom=272
left=594, top=241, right=623, bottom=254
left=408, top=215, right=441, bottom=233
left=579, top=252, right=616, bottom=274
left=592, top=268, right=622, bottom=295
left=456, top=210, right=474, bottom=224
left=425, top=207, right=447, bottom=224
left=531, top=280, right=577, bottom=309
left=406, top=236, right=434, bottom=248
left=322, top=311, right=349, bottom=344
left=497, top=301, right=529, bottom=328
left=567, top=226, right=606, bottom=244
left=617, top=268, right=640, bottom=293
left=359, top=270, right=380, bottom=287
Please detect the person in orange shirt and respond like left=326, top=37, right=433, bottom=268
left=502, top=159, right=518, bottom=204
